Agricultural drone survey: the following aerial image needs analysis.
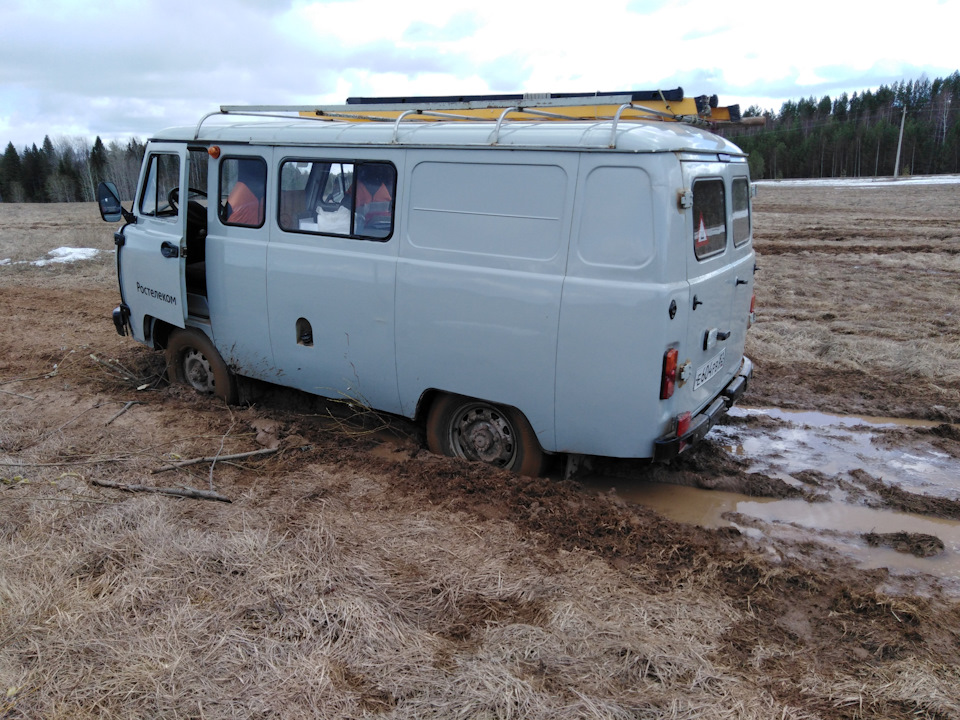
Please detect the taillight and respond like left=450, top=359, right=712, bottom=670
left=749, top=293, right=756, bottom=327
left=660, top=348, right=678, bottom=399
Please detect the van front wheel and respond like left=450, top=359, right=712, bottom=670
left=426, top=394, right=544, bottom=476
left=165, top=328, right=237, bottom=404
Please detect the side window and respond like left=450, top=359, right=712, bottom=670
left=139, top=154, right=180, bottom=217
left=219, top=157, right=267, bottom=228
left=692, top=178, right=726, bottom=260
left=278, top=159, right=396, bottom=241
left=732, top=177, right=751, bottom=246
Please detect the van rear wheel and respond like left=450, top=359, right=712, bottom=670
left=426, top=393, right=544, bottom=477
left=165, top=328, right=237, bottom=404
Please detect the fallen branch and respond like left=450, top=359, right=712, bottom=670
left=91, top=479, right=232, bottom=503
left=18, top=404, right=104, bottom=451
left=0, top=389, right=35, bottom=400
left=151, top=447, right=279, bottom=474
left=210, top=417, right=238, bottom=490
left=89, top=354, right=141, bottom=384
left=0, top=495, right=119, bottom=505
left=0, top=370, right=58, bottom=386
left=105, top=401, right=142, bottom=425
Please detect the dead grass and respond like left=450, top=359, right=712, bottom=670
left=0, top=203, right=116, bottom=288
left=3, top=192, right=960, bottom=718
left=0, top=487, right=758, bottom=719
left=5, top=469, right=957, bottom=718
left=746, top=183, right=960, bottom=418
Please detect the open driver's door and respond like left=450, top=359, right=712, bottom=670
left=118, top=143, right=188, bottom=340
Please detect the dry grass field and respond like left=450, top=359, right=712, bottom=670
left=1, top=186, right=959, bottom=719
left=746, top=181, right=960, bottom=421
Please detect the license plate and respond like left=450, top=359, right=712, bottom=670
left=694, top=348, right=725, bottom=390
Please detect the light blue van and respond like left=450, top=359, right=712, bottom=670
left=98, top=94, right=755, bottom=476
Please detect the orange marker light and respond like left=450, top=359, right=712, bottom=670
left=660, top=348, right=678, bottom=399
left=208, top=146, right=221, bottom=159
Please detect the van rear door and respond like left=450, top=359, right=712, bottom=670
left=119, top=142, right=188, bottom=337
left=679, top=160, right=754, bottom=411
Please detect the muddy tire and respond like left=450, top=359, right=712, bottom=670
left=165, top=328, right=237, bottom=404
left=426, top=393, right=545, bottom=477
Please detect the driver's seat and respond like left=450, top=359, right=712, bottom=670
left=184, top=201, right=207, bottom=298
left=185, top=200, right=207, bottom=264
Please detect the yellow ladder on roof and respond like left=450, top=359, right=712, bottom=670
left=217, top=89, right=753, bottom=126
left=292, top=90, right=742, bottom=125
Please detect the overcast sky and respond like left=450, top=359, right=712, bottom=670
left=2, top=0, right=958, bottom=149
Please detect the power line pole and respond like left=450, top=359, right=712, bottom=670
left=894, top=105, right=906, bottom=177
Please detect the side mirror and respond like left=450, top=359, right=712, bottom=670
left=97, top=181, right=130, bottom=223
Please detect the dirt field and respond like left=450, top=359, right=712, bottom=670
left=1, top=184, right=959, bottom=719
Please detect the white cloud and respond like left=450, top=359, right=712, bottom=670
left=0, top=0, right=957, bottom=147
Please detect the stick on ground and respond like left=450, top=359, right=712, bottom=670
left=151, top=447, right=279, bottom=474
left=91, top=479, right=232, bottom=503
left=105, top=401, right=142, bottom=425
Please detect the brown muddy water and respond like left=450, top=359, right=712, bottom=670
left=583, top=407, right=960, bottom=591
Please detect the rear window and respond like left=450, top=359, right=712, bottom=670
left=732, top=177, right=751, bottom=246
left=692, top=179, right=726, bottom=260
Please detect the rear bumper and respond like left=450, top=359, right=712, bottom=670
left=653, top=355, right=753, bottom=462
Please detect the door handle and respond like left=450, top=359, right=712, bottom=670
left=703, top=328, right=731, bottom=350
left=160, top=241, right=180, bottom=259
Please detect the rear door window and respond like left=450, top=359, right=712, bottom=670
left=732, top=177, right=751, bottom=247
left=692, top=178, right=726, bottom=260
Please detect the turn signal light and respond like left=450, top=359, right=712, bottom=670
left=660, top=348, right=678, bottom=399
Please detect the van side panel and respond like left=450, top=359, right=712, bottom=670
left=395, top=152, right=577, bottom=450
left=555, top=155, right=686, bottom=456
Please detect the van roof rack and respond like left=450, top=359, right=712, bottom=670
left=215, top=89, right=746, bottom=127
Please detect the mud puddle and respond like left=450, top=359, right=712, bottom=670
left=718, top=407, right=960, bottom=498
left=582, top=407, right=960, bottom=589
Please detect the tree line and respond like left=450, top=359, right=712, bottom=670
left=0, top=136, right=145, bottom=204
left=719, top=71, right=960, bottom=180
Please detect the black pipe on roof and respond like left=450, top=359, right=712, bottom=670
left=345, top=88, right=685, bottom=105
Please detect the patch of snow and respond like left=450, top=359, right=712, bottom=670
left=756, top=174, right=960, bottom=188
left=31, top=247, right=101, bottom=266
